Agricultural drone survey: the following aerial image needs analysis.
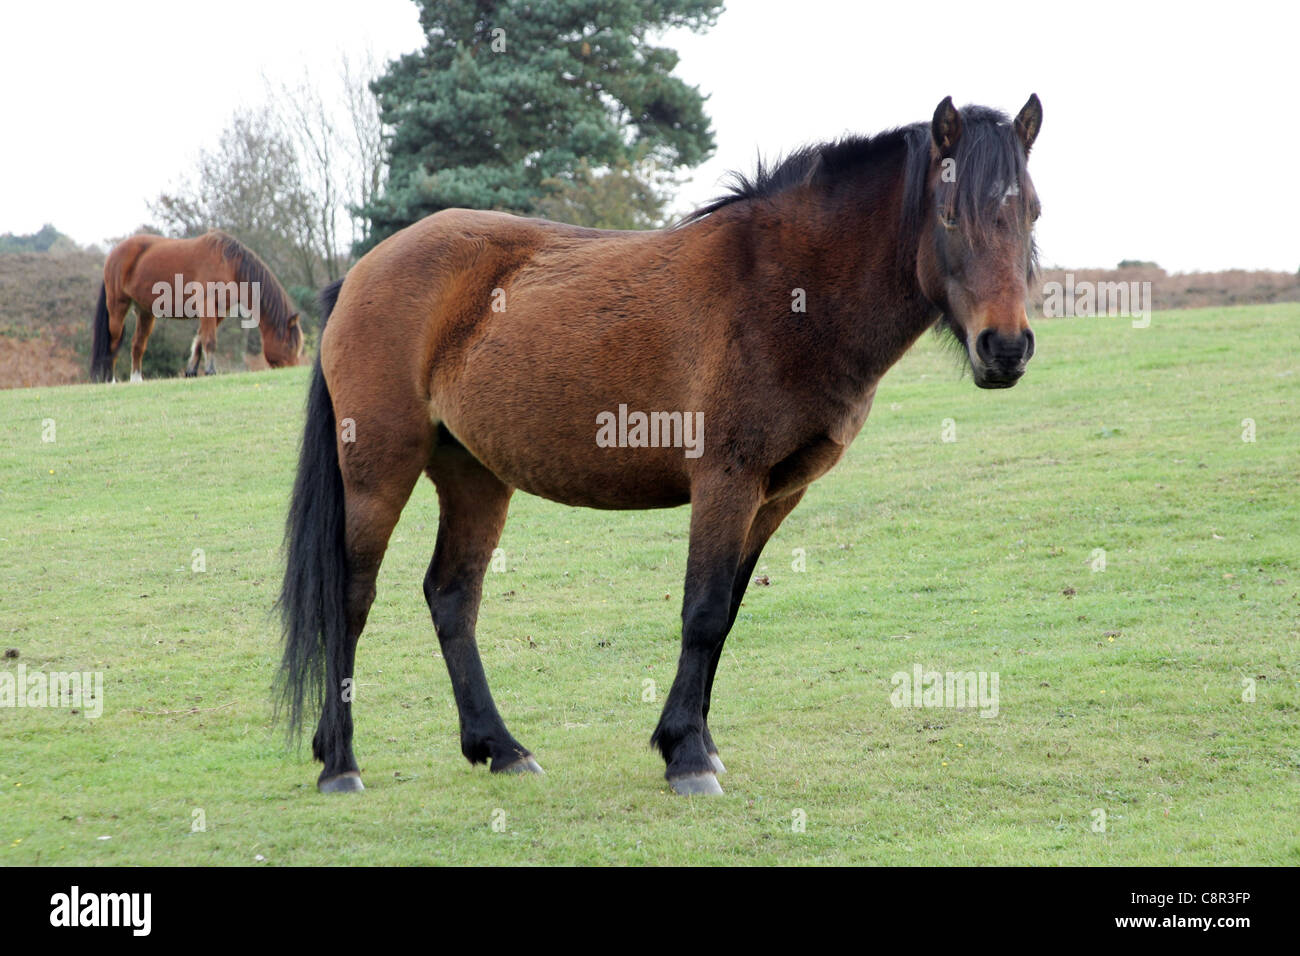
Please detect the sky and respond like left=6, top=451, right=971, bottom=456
left=2, top=0, right=1297, bottom=272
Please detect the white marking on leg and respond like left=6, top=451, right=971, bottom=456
left=130, top=370, right=143, bottom=383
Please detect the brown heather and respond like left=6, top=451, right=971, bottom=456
left=1031, top=264, right=1300, bottom=315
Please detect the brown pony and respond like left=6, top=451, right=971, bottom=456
left=279, top=96, right=1043, bottom=795
left=90, top=230, right=304, bottom=382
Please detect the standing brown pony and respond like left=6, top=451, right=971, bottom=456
left=279, top=96, right=1043, bottom=795
left=90, top=230, right=304, bottom=382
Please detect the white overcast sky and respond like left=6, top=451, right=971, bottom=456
left=2, top=0, right=1297, bottom=272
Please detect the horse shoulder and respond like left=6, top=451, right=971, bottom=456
left=761, top=387, right=877, bottom=500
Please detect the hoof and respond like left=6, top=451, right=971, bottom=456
left=495, top=755, right=545, bottom=775
left=708, top=752, right=727, bottom=774
left=318, top=771, right=364, bottom=793
left=669, top=771, right=724, bottom=796
left=184, top=370, right=197, bottom=378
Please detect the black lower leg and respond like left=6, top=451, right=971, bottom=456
left=701, top=549, right=763, bottom=757
left=650, top=488, right=763, bottom=790
left=427, top=577, right=533, bottom=770
left=695, top=491, right=804, bottom=775
left=315, top=565, right=382, bottom=791
left=313, top=635, right=359, bottom=782
left=423, top=459, right=535, bottom=774
left=651, top=556, right=739, bottom=784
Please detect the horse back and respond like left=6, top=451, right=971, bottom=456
left=108, top=233, right=232, bottom=307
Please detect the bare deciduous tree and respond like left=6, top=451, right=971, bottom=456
left=150, top=54, right=385, bottom=314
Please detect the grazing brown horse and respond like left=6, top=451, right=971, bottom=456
left=279, top=96, right=1043, bottom=795
left=90, top=230, right=304, bottom=382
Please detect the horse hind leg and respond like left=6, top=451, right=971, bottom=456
left=105, top=296, right=132, bottom=383
left=316, top=482, right=421, bottom=790
left=310, top=428, right=429, bottom=793
left=129, top=305, right=155, bottom=383
left=424, top=435, right=540, bottom=775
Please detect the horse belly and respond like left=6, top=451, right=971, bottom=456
left=470, top=435, right=693, bottom=510
left=434, top=335, right=697, bottom=510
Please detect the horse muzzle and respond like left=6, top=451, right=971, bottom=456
left=971, top=327, right=1034, bottom=389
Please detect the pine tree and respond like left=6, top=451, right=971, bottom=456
left=358, top=0, right=721, bottom=249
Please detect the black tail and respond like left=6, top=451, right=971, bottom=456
left=319, top=277, right=344, bottom=320
left=89, top=282, right=112, bottom=382
left=275, top=278, right=348, bottom=756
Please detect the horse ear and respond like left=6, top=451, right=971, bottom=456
left=931, top=96, right=962, bottom=159
left=1014, top=94, right=1042, bottom=154
left=288, top=313, right=300, bottom=327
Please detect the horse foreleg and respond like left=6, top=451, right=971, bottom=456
left=200, top=316, right=219, bottom=375
left=129, top=306, right=155, bottom=383
left=652, top=480, right=765, bottom=795
left=424, top=442, right=539, bottom=774
left=184, top=330, right=202, bottom=377
left=696, top=489, right=807, bottom=775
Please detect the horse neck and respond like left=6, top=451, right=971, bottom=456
left=749, top=162, right=940, bottom=398
left=249, top=273, right=287, bottom=336
left=214, top=239, right=284, bottom=336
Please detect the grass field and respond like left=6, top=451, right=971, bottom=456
left=1, top=304, right=1297, bottom=865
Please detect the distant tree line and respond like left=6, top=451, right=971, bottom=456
left=0, top=224, right=81, bottom=254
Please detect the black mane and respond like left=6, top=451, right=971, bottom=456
left=679, top=105, right=1034, bottom=269
left=679, top=128, right=910, bottom=223
left=205, top=231, right=298, bottom=338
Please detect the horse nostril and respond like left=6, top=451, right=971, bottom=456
left=975, top=328, right=998, bottom=366
left=1022, top=328, right=1035, bottom=361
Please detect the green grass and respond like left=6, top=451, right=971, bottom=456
left=1, top=303, right=1297, bottom=865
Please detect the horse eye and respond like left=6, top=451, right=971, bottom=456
left=939, top=210, right=958, bottom=231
